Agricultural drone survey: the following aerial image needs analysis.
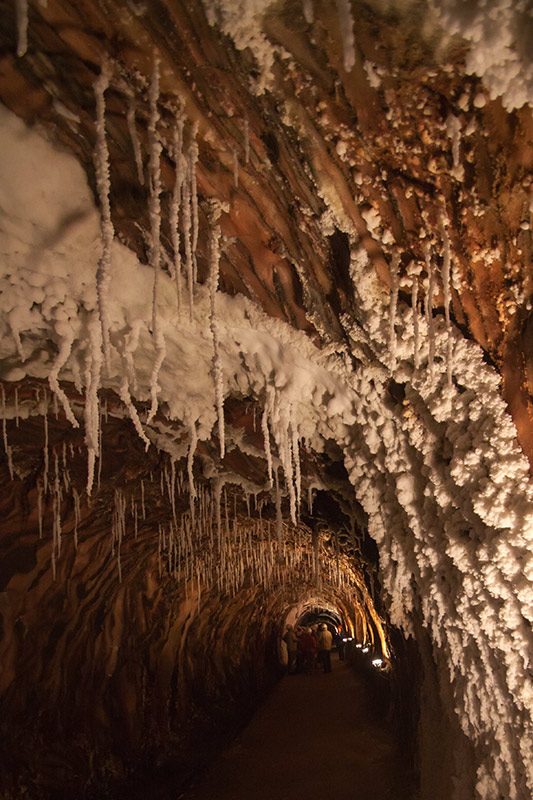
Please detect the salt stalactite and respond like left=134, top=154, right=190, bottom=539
left=274, top=467, right=283, bottom=548
left=424, top=240, right=435, bottom=376
left=214, top=480, right=222, bottom=547
left=53, top=453, right=62, bottom=556
left=412, top=274, right=420, bottom=370
left=244, top=119, right=250, bottom=165
left=207, top=200, right=225, bottom=458
left=93, top=56, right=115, bottom=374
left=261, top=405, right=273, bottom=485
left=123, top=320, right=142, bottom=395
left=146, top=52, right=166, bottom=425
left=187, top=420, right=198, bottom=523
left=283, top=414, right=297, bottom=525
left=61, top=442, right=70, bottom=492
left=148, top=50, right=162, bottom=337
left=84, top=317, right=103, bottom=495
left=291, top=422, right=301, bottom=516
left=439, top=212, right=453, bottom=389
left=170, top=459, right=177, bottom=523
left=97, top=401, right=104, bottom=491
left=14, top=388, right=19, bottom=428
left=73, top=487, right=81, bottom=549
left=126, top=99, right=144, bottom=185
left=48, top=328, right=79, bottom=428
left=388, top=253, right=400, bottom=373
left=119, top=373, right=150, bottom=449
left=37, top=480, right=43, bottom=538
left=302, top=0, right=314, bottom=24
left=51, top=494, right=57, bottom=580
left=188, top=121, right=200, bottom=283
left=9, top=322, right=25, bottom=363
left=113, top=489, right=126, bottom=582
left=43, top=399, right=49, bottom=493
left=446, top=114, right=464, bottom=182
left=308, top=485, right=314, bottom=515
left=146, top=328, right=166, bottom=424
left=15, top=0, right=28, bottom=57
left=335, top=0, right=355, bottom=72
left=233, top=148, right=239, bottom=188
left=182, top=149, right=194, bottom=320
left=170, top=113, right=185, bottom=312
left=1, top=386, right=14, bottom=480
left=141, top=478, right=146, bottom=519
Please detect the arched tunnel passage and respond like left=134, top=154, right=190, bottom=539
left=1, top=1, right=533, bottom=799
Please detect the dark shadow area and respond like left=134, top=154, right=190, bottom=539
left=179, top=649, right=417, bottom=800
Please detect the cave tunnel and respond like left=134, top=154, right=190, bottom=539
left=1, top=0, right=533, bottom=799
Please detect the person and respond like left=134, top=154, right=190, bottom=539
left=283, top=624, right=298, bottom=674
left=298, top=627, right=317, bottom=674
left=335, top=628, right=346, bottom=661
left=317, top=623, right=333, bottom=673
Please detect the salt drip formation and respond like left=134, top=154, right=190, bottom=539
left=0, top=1, right=533, bottom=799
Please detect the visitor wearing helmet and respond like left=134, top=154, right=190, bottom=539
left=317, top=624, right=333, bottom=673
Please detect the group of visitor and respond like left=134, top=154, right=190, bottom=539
left=283, top=623, right=342, bottom=674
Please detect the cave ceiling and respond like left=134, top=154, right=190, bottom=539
left=1, top=2, right=533, bottom=795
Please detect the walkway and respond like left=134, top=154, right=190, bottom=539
left=180, top=657, right=416, bottom=800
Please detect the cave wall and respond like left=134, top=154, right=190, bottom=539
left=1, top=1, right=533, bottom=799
left=0, top=401, right=382, bottom=798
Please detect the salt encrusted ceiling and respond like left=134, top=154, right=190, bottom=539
left=1, top=1, right=533, bottom=800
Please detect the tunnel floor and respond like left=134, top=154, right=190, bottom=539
left=180, top=656, right=415, bottom=800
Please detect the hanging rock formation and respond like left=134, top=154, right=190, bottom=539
left=0, top=1, right=533, bottom=799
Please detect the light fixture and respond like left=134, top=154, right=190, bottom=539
left=355, top=643, right=362, bottom=648
left=372, top=658, right=383, bottom=667
left=362, top=646, right=369, bottom=653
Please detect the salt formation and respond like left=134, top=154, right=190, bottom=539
left=207, top=201, right=226, bottom=458
left=432, top=0, right=533, bottom=110
left=388, top=253, right=399, bottom=373
left=93, top=56, right=115, bottom=375
left=48, top=326, right=79, bottom=429
left=446, top=114, right=464, bottom=182
left=84, top=318, right=103, bottom=494
left=126, top=98, right=144, bottom=185
left=302, top=0, right=313, bottom=25
left=170, top=113, right=186, bottom=311
left=410, top=265, right=421, bottom=370
left=335, top=0, right=355, bottom=73
left=147, top=52, right=165, bottom=424
left=1, top=385, right=14, bottom=480
left=439, top=212, right=453, bottom=389
left=423, top=241, right=435, bottom=377
left=182, top=138, right=194, bottom=320
left=202, top=0, right=277, bottom=93
left=189, top=122, right=200, bottom=283
left=15, top=0, right=28, bottom=57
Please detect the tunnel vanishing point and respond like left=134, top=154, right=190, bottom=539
left=0, top=1, right=533, bottom=798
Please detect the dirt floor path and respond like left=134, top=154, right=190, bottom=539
left=180, top=657, right=416, bottom=800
